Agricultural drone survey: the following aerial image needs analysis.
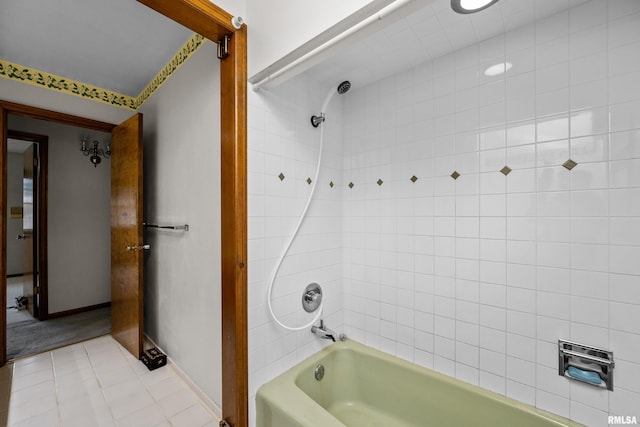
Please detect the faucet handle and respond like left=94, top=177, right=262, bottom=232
left=302, top=283, right=323, bottom=313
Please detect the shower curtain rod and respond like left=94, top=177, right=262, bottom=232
left=250, top=0, right=437, bottom=90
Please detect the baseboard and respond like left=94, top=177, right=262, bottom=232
left=143, top=334, right=222, bottom=421
left=47, top=302, right=111, bottom=319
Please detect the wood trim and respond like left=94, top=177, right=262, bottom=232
left=135, top=2, right=248, bottom=425
left=47, top=302, right=111, bottom=319
left=137, top=0, right=236, bottom=39
left=7, top=130, right=49, bottom=321
left=0, top=101, right=115, bottom=133
left=1, top=106, right=7, bottom=366
left=220, top=25, right=248, bottom=427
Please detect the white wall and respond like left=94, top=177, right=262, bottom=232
left=210, top=0, right=244, bottom=22
left=340, top=2, right=640, bottom=427
left=247, top=74, right=345, bottom=426
left=6, top=153, right=24, bottom=275
left=8, top=116, right=112, bottom=313
left=245, top=0, right=386, bottom=77
left=0, top=78, right=131, bottom=126
left=139, top=41, right=223, bottom=408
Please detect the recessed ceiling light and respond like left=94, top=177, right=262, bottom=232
left=451, top=0, right=499, bottom=14
left=484, top=62, right=512, bottom=76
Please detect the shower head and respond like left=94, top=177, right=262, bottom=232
left=337, top=80, right=351, bottom=94
left=311, top=80, right=352, bottom=127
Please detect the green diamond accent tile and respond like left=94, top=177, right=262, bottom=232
left=410, top=175, right=418, bottom=183
left=348, top=182, right=354, bottom=189
left=329, top=181, right=334, bottom=188
left=307, top=177, right=312, bottom=185
left=500, top=166, right=512, bottom=176
left=451, top=171, right=460, bottom=180
left=563, top=159, right=578, bottom=170
left=377, top=179, right=383, bottom=186
left=278, top=172, right=285, bottom=181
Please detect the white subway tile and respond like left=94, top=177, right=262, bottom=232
left=570, top=25, right=607, bottom=60
left=507, top=356, right=536, bottom=392
left=571, top=217, right=608, bottom=244
left=506, top=287, right=536, bottom=314
left=507, top=217, right=536, bottom=241
left=537, top=389, right=571, bottom=419
left=570, top=52, right=607, bottom=86
left=610, top=245, right=640, bottom=276
left=609, top=389, right=640, bottom=425
left=570, top=381, right=609, bottom=412
left=610, top=301, right=640, bottom=334
left=480, top=325, right=506, bottom=353
left=506, top=120, right=536, bottom=146
left=507, top=193, right=537, bottom=216
left=480, top=260, right=506, bottom=285
left=610, top=129, right=640, bottom=160
left=570, top=243, right=609, bottom=272
left=569, top=401, right=608, bottom=427
left=610, top=273, right=640, bottom=306
left=569, top=0, right=607, bottom=33
left=615, top=360, right=640, bottom=394
left=538, top=291, right=571, bottom=320
left=608, top=0, right=640, bottom=21
left=608, top=11, right=640, bottom=49
left=537, top=315, right=571, bottom=343
left=571, top=189, right=609, bottom=217
left=506, top=240, right=537, bottom=265
left=537, top=217, right=571, bottom=242
left=610, top=99, right=640, bottom=133
left=480, top=348, right=506, bottom=376
left=506, top=310, right=536, bottom=338
left=507, top=263, right=537, bottom=290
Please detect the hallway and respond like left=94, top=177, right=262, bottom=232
left=0, top=335, right=219, bottom=426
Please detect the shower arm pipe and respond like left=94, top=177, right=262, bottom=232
left=266, top=121, right=327, bottom=331
left=250, top=0, right=436, bottom=91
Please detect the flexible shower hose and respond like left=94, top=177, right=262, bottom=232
left=266, top=119, right=326, bottom=331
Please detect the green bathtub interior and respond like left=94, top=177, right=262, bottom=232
left=256, top=340, right=583, bottom=427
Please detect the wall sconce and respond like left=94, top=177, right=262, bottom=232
left=80, top=137, right=111, bottom=167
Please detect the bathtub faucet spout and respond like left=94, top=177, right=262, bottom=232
left=311, top=319, right=336, bottom=342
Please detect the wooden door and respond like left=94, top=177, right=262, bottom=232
left=22, top=144, right=37, bottom=317
left=111, top=113, right=143, bottom=359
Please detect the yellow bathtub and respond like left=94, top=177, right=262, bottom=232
left=256, top=339, right=583, bottom=427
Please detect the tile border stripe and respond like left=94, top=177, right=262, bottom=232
left=0, top=58, right=137, bottom=109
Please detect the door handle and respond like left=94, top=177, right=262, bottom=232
left=126, top=244, right=151, bottom=252
left=16, top=234, right=27, bottom=240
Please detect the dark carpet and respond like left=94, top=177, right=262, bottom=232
left=6, top=307, right=111, bottom=360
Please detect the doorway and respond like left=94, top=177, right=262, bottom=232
left=0, top=1, right=248, bottom=424
left=4, top=120, right=117, bottom=360
left=6, top=130, right=47, bottom=322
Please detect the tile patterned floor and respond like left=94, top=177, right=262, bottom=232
left=0, top=335, right=219, bottom=427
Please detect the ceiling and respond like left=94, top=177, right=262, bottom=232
left=0, top=0, right=591, bottom=102
left=7, top=138, right=32, bottom=154
left=306, top=0, right=589, bottom=90
left=0, top=0, right=194, bottom=97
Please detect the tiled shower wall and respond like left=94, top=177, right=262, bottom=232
left=247, top=76, right=345, bottom=426
left=341, top=1, right=640, bottom=426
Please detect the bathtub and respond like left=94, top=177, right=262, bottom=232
left=256, top=339, right=582, bottom=427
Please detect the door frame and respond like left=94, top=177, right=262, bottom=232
left=7, top=130, right=49, bottom=321
left=1, top=1, right=248, bottom=425
left=136, top=2, right=248, bottom=426
left=1, top=102, right=116, bottom=366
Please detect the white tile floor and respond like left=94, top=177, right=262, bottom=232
left=0, top=335, right=220, bottom=427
